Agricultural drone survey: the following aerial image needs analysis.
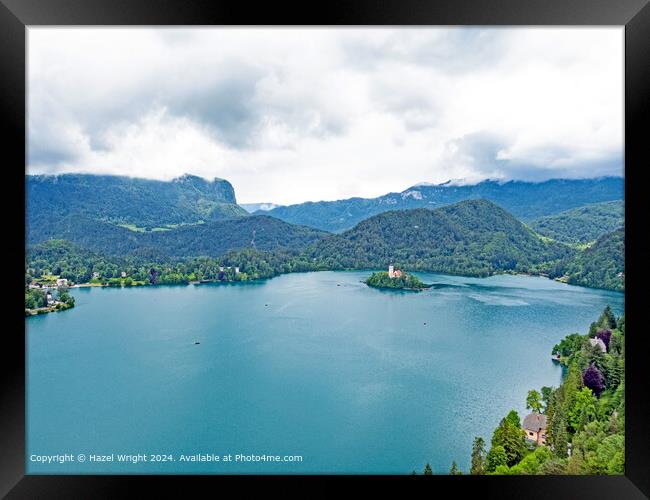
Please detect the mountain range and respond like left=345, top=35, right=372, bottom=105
left=240, top=202, right=284, bottom=213
left=25, top=173, right=625, bottom=290
left=256, top=177, right=624, bottom=232
left=27, top=173, right=247, bottom=229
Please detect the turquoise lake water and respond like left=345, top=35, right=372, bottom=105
left=26, top=271, right=624, bottom=474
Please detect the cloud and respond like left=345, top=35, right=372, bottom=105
left=27, top=27, right=623, bottom=204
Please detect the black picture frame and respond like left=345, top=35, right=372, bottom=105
left=2, top=0, right=648, bottom=497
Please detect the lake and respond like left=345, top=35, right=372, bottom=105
left=26, top=271, right=624, bottom=474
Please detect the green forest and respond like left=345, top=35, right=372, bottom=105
left=26, top=240, right=322, bottom=287
left=306, top=200, right=574, bottom=277
left=558, top=229, right=625, bottom=292
left=528, top=201, right=623, bottom=245
left=27, top=213, right=327, bottom=258
left=418, top=306, right=624, bottom=476
left=27, top=173, right=246, bottom=228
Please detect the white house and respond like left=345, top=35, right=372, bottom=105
left=388, top=265, right=394, bottom=278
left=589, top=337, right=607, bottom=353
left=56, top=278, right=68, bottom=287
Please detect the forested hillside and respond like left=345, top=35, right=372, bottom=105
left=559, top=229, right=625, bottom=292
left=27, top=173, right=247, bottom=228
left=305, top=200, right=575, bottom=277
left=27, top=213, right=327, bottom=258
left=529, top=201, right=623, bottom=245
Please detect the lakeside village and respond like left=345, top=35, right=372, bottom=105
left=25, top=277, right=75, bottom=316
left=25, top=266, right=244, bottom=317
left=26, top=262, right=429, bottom=316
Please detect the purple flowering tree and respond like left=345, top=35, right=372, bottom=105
left=583, top=364, right=605, bottom=397
left=596, top=329, right=612, bottom=351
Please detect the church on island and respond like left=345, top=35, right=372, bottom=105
left=388, top=265, right=403, bottom=279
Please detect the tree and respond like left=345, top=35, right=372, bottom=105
left=568, top=387, right=597, bottom=432
left=470, top=437, right=487, bottom=475
left=583, top=364, right=605, bottom=398
left=552, top=414, right=569, bottom=459
left=552, top=333, right=585, bottom=358
left=492, top=410, right=527, bottom=466
left=486, top=446, right=507, bottom=472
left=149, top=268, right=159, bottom=285
left=449, top=461, right=462, bottom=475
left=599, top=305, right=617, bottom=330
left=541, top=386, right=555, bottom=413
left=568, top=420, right=623, bottom=474
left=526, top=390, right=543, bottom=413
left=604, top=355, right=623, bottom=390
left=508, top=446, right=553, bottom=475
left=596, top=329, right=612, bottom=350
left=423, top=463, right=433, bottom=475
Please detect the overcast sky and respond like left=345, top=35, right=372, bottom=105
left=28, top=27, right=623, bottom=205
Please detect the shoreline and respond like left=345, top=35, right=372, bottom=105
left=46, top=268, right=623, bottom=294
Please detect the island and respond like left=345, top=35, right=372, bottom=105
left=365, top=266, right=431, bottom=291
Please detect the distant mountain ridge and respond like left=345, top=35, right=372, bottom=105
left=27, top=173, right=248, bottom=228
left=240, top=202, right=284, bottom=213
left=258, top=177, right=624, bottom=232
